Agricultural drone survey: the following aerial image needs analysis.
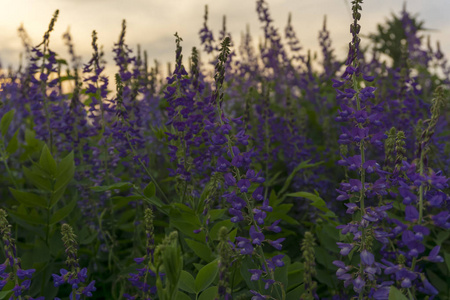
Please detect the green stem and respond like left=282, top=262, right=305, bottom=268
left=125, top=132, right=169, bottom=204
left=1, top=153, right=19, bottom=189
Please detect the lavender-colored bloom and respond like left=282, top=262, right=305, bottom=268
left=237, top=179, right=251, bottom=193
left=271, top=255, right=285, bottom=268
left=224, top=173, right=236, bottom=186
left=360, top=250, right=374, bottom=266
left=249, top=269, right=263, bottom=281
left=267, top=220, right=282, bottom=233
left=353, top=276, right=365, bottom=293
left=405, top=205, right=419, bottom=222
left=268, top=238, right=285, bottom=251
left=16, top=268, right=35, bottom=280
left=426, top=246, right=444, bottom=263
left=249, top=226, right=265, bottom=245
left=236, top=237, right=253, bottom=255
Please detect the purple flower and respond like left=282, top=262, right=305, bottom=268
left=249, top=226, right=265, bottom=245
left=426, top=246, right=444, bottom=263
left=360, top=250, right=374, bottom=266
left=237, top=179, right=251, bottom=193
left=353, top=276, right=365, bottom=293
left=249, top=269, right=263, bottom=281
left=268, top=238, right=285, bottom=251
left=271, top=255, right=285, bottom=268
left=224, top=173, right=236, bottom=186
left=16, top=268, right=35, bottom=280
left=236, top=237, right=253, bottom=255
left=252, top=186, right=264, bottom=201
left=267, top=220, right=281, bottom=233
left=337, top=243, right=353, bottom=256
left=405, top=205, right=419, bottom=222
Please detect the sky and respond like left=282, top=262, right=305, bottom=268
left=0, top=0, right=449, bottom=75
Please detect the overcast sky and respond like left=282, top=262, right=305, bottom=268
left=0, top=0, right=449, bottom=74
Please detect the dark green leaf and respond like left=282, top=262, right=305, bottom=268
left=209, top=209, right=226, bottom=221
left=278, top=160, right=323, bottom=196
left=9, top=188, right=47, bottom=208
left=198, top=286, right=218, bottom=300
left=175, top=291, right=191, bottom=300
left=49, top=198, right=77, bottom=225
left=143, top=182, right=156, bottom=198
left=91, top=182, right=132, bottom=192
left=286, top=284, right=304, bottom=300
left=55, top=151, right=74, bottom=191
left=178, top=271, right=196, bottom=294
left=39, top=144, right=57, bottom=176
left=49, top=186, right=68, bottom=209
left=0, top=109, right=14, bottom=137
left=5, top=130, right=19, bottom=154
left=209, top=220, right=234, bottom=241
left=388, top=286, right=408, bottom=300
left=8, top=208, right=46, bottom=225
left=195, top=259, right=218, bottom=293
left=23, top=166, right=52, bottom=191
left=185, top=239, right=214, bottom=262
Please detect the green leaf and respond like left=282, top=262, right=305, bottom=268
left=185, top=239, right=214, bottom=262
left=444, top=251, right=450, bottom=274
left=240, top=256, right=262, bottom=291
left=9, top=188, right=47, bottom=208
left=39, top=145, right=57, bottom=176
left=49, top=185, right=68, bottom=209
left=198, top=286, right=218, bottom=300
left=91, top=182, right=132, bottom=192
left=287, top=262, right=304, bottom=290
left=209, top=220, right=234, bottom=241
left=143, top=182, right=156, bottom=198
left=49, top=198, right=77, bottom=225
left=23, top=166, right=52, bottom=191
left=287, top=191, right=336, bottom=218
left=55, top=151, right=74, bottom=192
left=195, top=259, right=218, bottom=293
left=286, top=284, right=304, bottom=300
left=8, top=208, right=46, bottom=225
left=175, top=291, right=191, bottom=300
left=209, top=209, right=226, bottom=221
left=0, top=109, right=15, bottom=137
left=278, top=160, right=323, bottom=196
left=5, top=130, right=19, bottom=154
left=178, top=271, right=196, bottom=294
left=388, top=286, right=408, bottom=300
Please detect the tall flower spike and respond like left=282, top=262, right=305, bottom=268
left=300, top=232, right=317, bottom=300
left=144, top=208, right=155, bottom=260
left=53, top=224, right=96, bottom=298
left=416, top=85, right=446, bottom=161
left=216, top=227, right=233, bottom=299
left=212, top=37, right=231, bottom=106
left=0, top=209, right=37, bottom=298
